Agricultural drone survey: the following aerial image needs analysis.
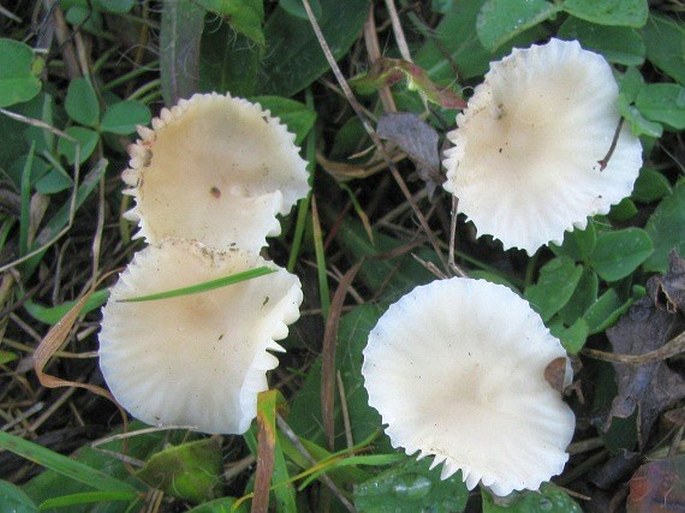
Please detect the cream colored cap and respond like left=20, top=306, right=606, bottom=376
left=443, top=39, right=642, bottom=254
left=123, top=93, right=310, bottom=253
left=98, top=238, right=303, bottom=434
left=362, top=277, right=575, bottom=496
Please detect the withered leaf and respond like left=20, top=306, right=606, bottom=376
left=377, top=112, right=443, bottom=195
left=605, top=252, right=685, bottom=448
left=627, top=454, right=685, bottom=513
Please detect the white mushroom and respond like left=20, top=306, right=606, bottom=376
left=98, top=238, right=303, bottom=434
left=123, top=92, right=310, bottom=253
left=362, top=277, right=575, bottom=496
left=443, top=38, right=642, bottom=254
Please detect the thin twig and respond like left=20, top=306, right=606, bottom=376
left=276, top=414, right=357, bottom=513
left=363, top=6, right=396, bottom=112
left=581, top=330, right=685, bottom=365
left=384, top=0, right=412, bottom=62
left=337, top=371, right=354, bottom=450
left=597, top=117, right=624, bottom=171
left=301, top=0, right=447, bottom=271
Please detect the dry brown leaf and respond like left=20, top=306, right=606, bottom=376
left=605, top=252, right=685, bottom=447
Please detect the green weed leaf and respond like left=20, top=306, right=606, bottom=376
left=136, top=438, right=222, bottom=504
left=38, top=491, right=137, bottom=510
left=642, top=14, right=685, bottom=85
left=644, top=179, right=685, bottom=272
left=524, top=256, right=583, bottom=322
left=551, top=318, right=589, bottom=354
left=354, top=457, right=469, bottom=513
left=92, top=0, right=135, bottom=13
left=558, top=269, right=599, bottom=326
left=101, top=100, right=152, bottom=135
left=279, top=0, right=322, bottom=20
left=583, top=288, right=632, bottom=334
left=557, top=18, right=645, bottom=65
left=482, top=483, right=582, bottom=512
left=590, top=227, right=653, bottom=281
left=551, top=222, right=597, bottom=262
left=251, top=95, right=317, bottom=145
left=477, top=0, right=561, bottom=51
left=632, top=168, right=672, bottom=203
left=259, top=0, right=370, bottom=97
left=196, top=0, right=265, bottom=46
left=0, top=480, right=38, bottom=513
left=57, top=126, right=99, bottom=164
left=634, top=83, right=685, bottom=130
left=65, top=78, right=100, bottom=128
left=24, top=288, right=109, bottom=325
left=563, top=0, right=648, bottom=28
left=0, top=38, right=42, bottom=107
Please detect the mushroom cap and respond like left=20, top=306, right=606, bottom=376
left=123, top=92, right=310, bottom=253
left=362, top=278, right=575, bottom=496
left=98, top=238, right=303, bottom=434
left=443, top=38, right=642, bottom=254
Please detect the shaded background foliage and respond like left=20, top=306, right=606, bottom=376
left=0, top=0, right=684, bottom=512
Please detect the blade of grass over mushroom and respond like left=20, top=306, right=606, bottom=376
left=0, top=431, right=137, bottom=493
left=117, top=266, right=276, bottom=303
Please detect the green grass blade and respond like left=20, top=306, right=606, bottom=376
left=287, top=87, right=315, bottom=273
left=19, top=142, right=35, bottom=257
left=24, top=288, right=109, bottom=325
left=38, top=491, right=137, bottom=511
left=0, top=431, right=138, bottom=493
left=117, top=266, right=276, bottom=303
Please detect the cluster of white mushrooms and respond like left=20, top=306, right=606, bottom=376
left=98, top=93, right=309, bottom=434
left=97, top=38, right=643, bottom=498
left=362, top=39, right=642, bottom=496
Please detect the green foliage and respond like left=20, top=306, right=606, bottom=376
left=481, top=484, right=582, bottom=513
left=0, top=480, right=38, bottom=513
left=590, top=228, right=653, bottom=281
left=558, top=17, right=645, bottom=65
left=196, top=0, right=265, bottom=46
left=644, top=179, right=685, bottom=272
left=354, top=458, right=469, bottom=513
left=562, top=0, right=648, bottom=28
left=259, top=0, right=371, bottom=96
left=476, top=0, right=561, bottom=51
left=3, top=2, right=685, bottom=513
left=0, top=431, right=137, bottom=494
left=634, top=83, right=685, bottom=130
left=642, top=14, right=685, bottom=85
left=525, top=256, right=583, bottom=322
left=136, top=439, right=223, bottom=503
left=0, top=38, right=42, bottom=107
